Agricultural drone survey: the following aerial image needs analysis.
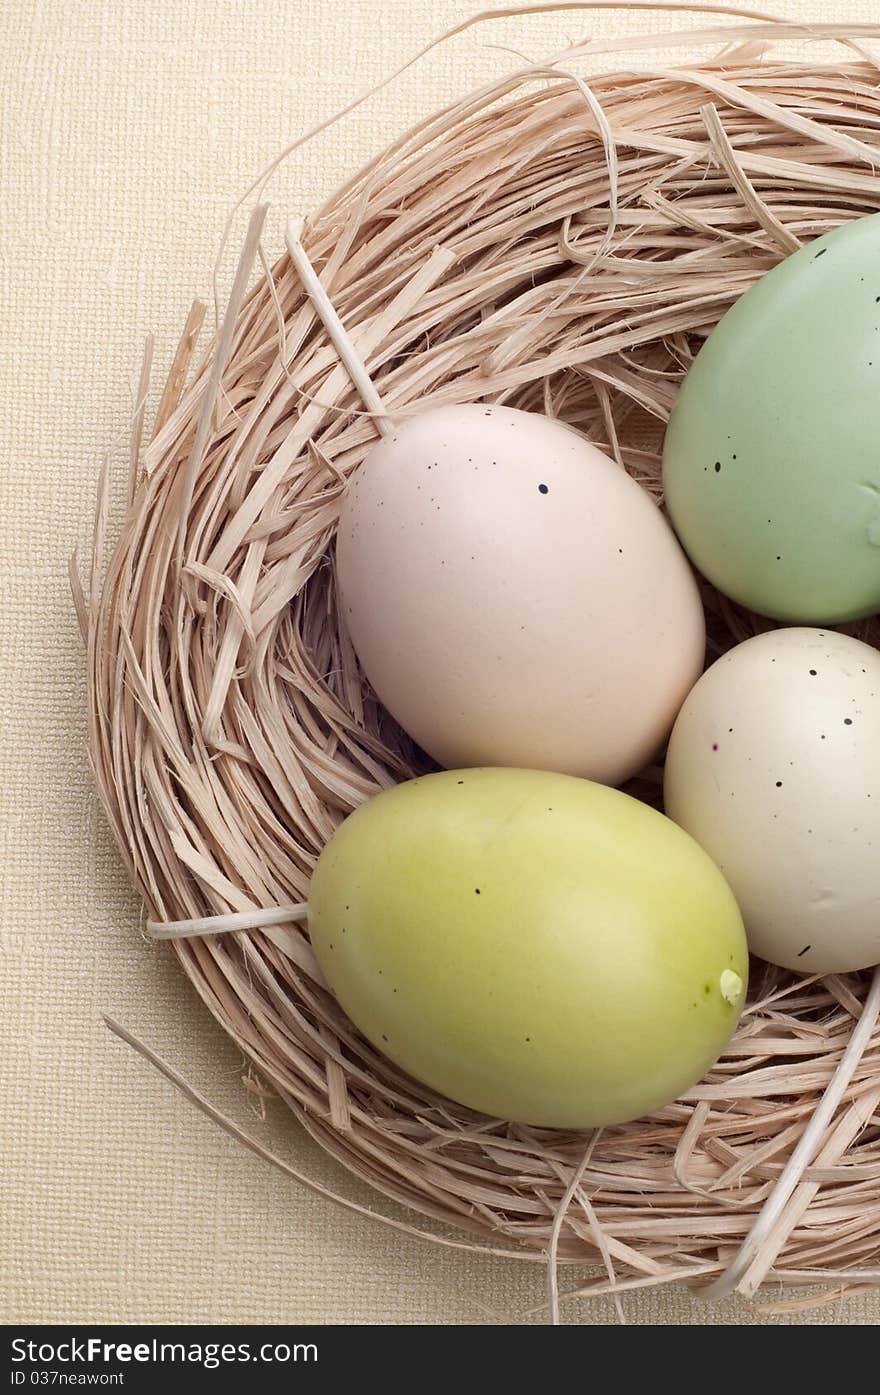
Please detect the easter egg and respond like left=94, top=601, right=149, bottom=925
left=309, top=767, right=747, bottom=1128
left=337, top=404, right=704, bottom=786
left=664, top=628, right=880, bottom=974
left=663, top=214, right=880, bottom=623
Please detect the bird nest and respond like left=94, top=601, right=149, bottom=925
left=76, top=7, right=880, bottom=1319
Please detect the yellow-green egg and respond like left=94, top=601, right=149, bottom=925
left=308, top=767, right=747, bottom=1128
left=663, top=214, right=880, bottom=623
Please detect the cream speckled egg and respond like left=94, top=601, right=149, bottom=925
left=664, top=628, right=880, bottom=974
left=337, top=404, right=705, bottom=785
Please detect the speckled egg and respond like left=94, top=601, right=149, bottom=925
left=663, top=214, right=880, bottom=623
left=310, top=767, right=747, bottom=1128
left=337, top=404, right=705, bottom=786
left=664, top=627, right=880, bottom=973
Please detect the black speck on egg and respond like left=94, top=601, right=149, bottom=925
left=775, top=780, right=783, bottom=787
left=845, top=718, right=854, bottom=725
left=538, top=483, right=549, bottom=495
left=809, top=669, right=817, bottom=676
left=714, top=461, right=721, bottom=472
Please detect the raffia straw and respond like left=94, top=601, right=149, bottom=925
left=81, top=4, right=880, bottom=1316
left=145, top=903, right=310, bottom=939
left=175, top=203, right=268, bottom=570
left=700, top=966, right=880, bottom=1299
left=547, top=1133, right=602, bottom=1323
left=128, top=335, right=154, bottom=506
left=284, top=220, right=392, bottom=437
left=154, top=300, right=207, bottom=441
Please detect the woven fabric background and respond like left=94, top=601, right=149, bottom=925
left=3, top=0, right=879, bottom=1325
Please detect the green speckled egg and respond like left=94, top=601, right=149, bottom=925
left=663, top=214, right=880, bottom=623
left=309, top=767, right=747, bottom=1129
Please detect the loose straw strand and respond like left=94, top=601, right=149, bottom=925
left=547, top=1131, right=601, bottom=1324
left=285, top=219, right=392, bottom=438
left=699, top=965, right=880, bottom=1300
left=146, top=904, right=310, bottom=940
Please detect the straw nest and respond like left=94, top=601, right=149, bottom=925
left=76, top=6, right=880, bottom=1317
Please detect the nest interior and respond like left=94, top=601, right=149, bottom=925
left=79, top=14, right=880, bottom=1314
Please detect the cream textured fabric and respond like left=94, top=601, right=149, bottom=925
left=3, top=0, right=879, bottom=1325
